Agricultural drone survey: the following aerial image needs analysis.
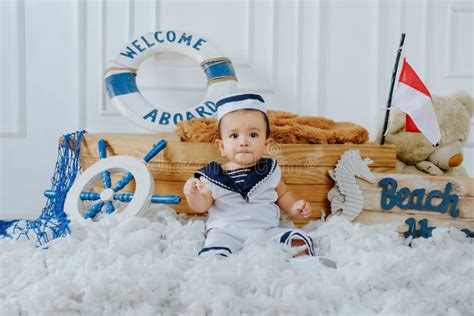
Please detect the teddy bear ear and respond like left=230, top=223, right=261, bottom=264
left=452, top=91, right=474, bottom=117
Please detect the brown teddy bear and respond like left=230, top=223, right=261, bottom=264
left=176, top=110, right=369, bottom=144
left=385, top=91, right=473, bottom=177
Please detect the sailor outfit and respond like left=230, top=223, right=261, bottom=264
left=195, top=158, right=315, bottom=257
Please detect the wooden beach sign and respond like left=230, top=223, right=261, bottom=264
left=327, top=150, right=474, bottom=238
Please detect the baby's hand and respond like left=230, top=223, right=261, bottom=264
left=289, top=200, right=311, bottom=219
left=183, top=178, right=206, bottom=196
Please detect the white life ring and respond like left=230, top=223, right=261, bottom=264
left=105, top=30, right=238, bottom=132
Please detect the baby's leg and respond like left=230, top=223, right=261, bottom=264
left=266, top=228, right=315, bottom=257
left=198, top=228, right=243, bottom=257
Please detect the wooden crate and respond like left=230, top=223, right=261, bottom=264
left=79, top=133, right=397, bottom=226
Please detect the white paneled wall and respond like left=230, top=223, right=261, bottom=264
left=1, top=0, right=473, bottom=219
left=0, top=0, right=26, bottom=137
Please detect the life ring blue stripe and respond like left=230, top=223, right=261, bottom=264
left=105, top=72, right=139, bottom=98
left=202, top=60, right=236, bottom=83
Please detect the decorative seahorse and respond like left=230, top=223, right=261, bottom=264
left=327, top=150, right=376, bottom=221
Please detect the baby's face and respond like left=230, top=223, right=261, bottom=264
left=217, top=110, right=272, bottom=168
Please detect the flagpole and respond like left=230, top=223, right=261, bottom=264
left=380, top=33, right=406, bottom=145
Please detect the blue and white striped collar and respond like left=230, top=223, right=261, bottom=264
left=195, top=157, right=277, bottom=202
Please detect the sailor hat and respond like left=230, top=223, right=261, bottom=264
left=216, top=93, right=267, bottom=121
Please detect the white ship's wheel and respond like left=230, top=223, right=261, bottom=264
left=47, top=139, right=180, bottom=221
left=64, top=155, right=154, bottom=221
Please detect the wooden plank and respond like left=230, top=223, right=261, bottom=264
left=282, top=166, right=395, bottom=185
left=270, top=144, right=396, bottom=167
left=92, top=170, right=335, bottom=201
left=357, top=173, right=474, bottom=197
left=80, top=157, right=395, bottom=185
left=119, top=199, right=325, bottom=218
left=145, top=180, right=332, bottom=203
left=81, top=159, right=203, bottom=182
left=80, top=134, right=396, bottom=167
left=173, top=201, right=327, bottom=219
left=88, top=192, right=326, bottom=220
left=80, top=134, right=222, bottom=163
left=94, top=176, right=332, bottom=204
left=354, top=211, right=474, bottom=232
left=92, top=178, right=329, bottom=218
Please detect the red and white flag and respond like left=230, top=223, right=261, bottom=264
left=391, top=58, right=441, bottom=145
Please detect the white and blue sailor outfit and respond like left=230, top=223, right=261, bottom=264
left=194, top=157, right=315, bottom=257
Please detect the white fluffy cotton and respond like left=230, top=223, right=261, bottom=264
left=1, top=206, right=473, bottom=315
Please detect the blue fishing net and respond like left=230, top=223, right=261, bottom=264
left=0, top=130, right=86, bottom=246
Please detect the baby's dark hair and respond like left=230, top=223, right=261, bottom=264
left=218, top=109, right=271, bottom=139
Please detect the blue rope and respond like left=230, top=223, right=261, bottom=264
left=0, top=130, right=86, bottom=246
